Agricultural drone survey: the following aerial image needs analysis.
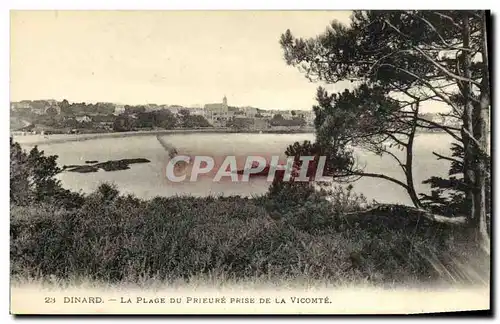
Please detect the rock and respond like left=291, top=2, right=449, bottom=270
left=65, top=165, right=99, bottom=173
left=96, top=160, right=130, bottom=171
left=64, top=158, right=151, bottom=173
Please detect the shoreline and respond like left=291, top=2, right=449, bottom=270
left=11, top=127, right=451, bottom=146
left=11, top=128, right=316, bottom=145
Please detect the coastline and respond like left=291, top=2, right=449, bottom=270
left=11, top=127, right=451, bottom=146
left=11, top=127, right=316, bottom=145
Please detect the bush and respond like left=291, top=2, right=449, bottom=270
left=265, top=180, right=371, bottom=233
left=11, top=179, right=487, bottom=286
left=10, top=138, right=84, bottom=209
left=10, top=138, right=488, bottom=286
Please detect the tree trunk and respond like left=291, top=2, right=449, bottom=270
left=461, top=11, right=490, bottom=252
left=473, top=10, right=491, bottom=252
left=405, top=102, right=422, bottom=208
left=461, top=12, right=477, bottom=232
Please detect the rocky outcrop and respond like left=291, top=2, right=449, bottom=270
left=63, top=158, right=150, bottom=173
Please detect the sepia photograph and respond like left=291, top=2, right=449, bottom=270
left=9, top=9, right=491, bottom=315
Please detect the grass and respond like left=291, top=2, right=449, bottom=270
left=10, top=182, right=490, bottom=288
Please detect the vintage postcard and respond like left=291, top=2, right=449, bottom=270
left=9, top=10, right=491, bottom=315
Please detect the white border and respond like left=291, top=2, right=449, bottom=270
left=3, top=1, right=498, bottom=323
left=4, top=0, right=498, bottom=10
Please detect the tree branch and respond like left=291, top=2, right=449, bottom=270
left=398, top=112, right=462, bottom=141
left=433, top=12, right=462, bottom=30
left=384, top=149, right=407, bottom=172
left=417, top=16, right=454, bottom=47
left=432, top=151, right=463, bottom=166
left=383, top=132, right=408, bottom=146
left=382, top=18, right=482, bottom=87
left=411, top=45, right=482, bottom=87
left=380, top=63, right=461, bottom=114
left=335, top=171, right=409, bottom=190
left=415, top=117, right=462, bottom=131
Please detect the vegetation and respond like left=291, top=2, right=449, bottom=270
left=133, top=110, right=179, bottom=129
left=11, top=100, right=213, bottom=134
left=110, top=109, right=213, bottom=131
left=60, top=100, right=115, bottom=115
left=10, top=139, right=489, bottom=286
left=112, top=115, right=135, bottom=132
left=10, top=138, right=84, bottom=209
left=280, top=10, right=491, bottom=249
left=178, top=109, right=212, bottom=128
left=227, top=117, right=254, bottom=130
left=270, top=114, right=306, bottom=127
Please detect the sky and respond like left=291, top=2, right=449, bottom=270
left=10, top=10, right=354, bottom=111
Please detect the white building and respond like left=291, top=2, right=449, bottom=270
left=281, top=110, right=294, bottom=119
left=145, top=104, right=163, bottom=112
left=76, top=115, right=92, bottom=123
left=296, top=110, right=315, bottom=125
left=114, top=104, right=125, bottom=115
left=189, top=107, right=206, bottom=117
left=166, top=106, right=181, bottom=115
left=259, top=110, right=274, bottom=118
left=241, top=106, right=259, bottom=118
left=11, top=102, right=32, bottom=110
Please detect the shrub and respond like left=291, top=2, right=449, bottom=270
left=10, top=141, right=488, bottom=286
left=265, top=180, right=372, bottom=233
left=11, top=186, right=486, bottom=285
left=10, top=138, right=84, bottom=209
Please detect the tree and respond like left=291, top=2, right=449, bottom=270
left=84, top=103, right=98, bottom=114
left=60, top=99, right=70, bottom=111
left=136, top=112, right=155, bottom=129
left=10, top=137, right=83, bottom=208
left=45, top=106, right=59, bottom=117
left=154, top=110, right=178, bottom=129
left=182, top=115, right=211, bottom=128
left=124, top=105, right=146, bottom=115
left=280, top=10, right=491, bottom=246
left=113, top=116, right=134, bottom=132
left=62, top=118, right=79, bottom=129
left=312, top=84, right=424, bottom=207
left=178, top=109, right=190, bottom=118
left=420, top=142, right=490, bottom=221
left=96, top=102, right=115, bottom=115
left=292, top=116, right=307, bottom=127
left=10, top=138, right=31, bottom=205
left=176, top=109, right=211, bottom=128
left=270, top=114, right=304, bottom=127
left=227, top=117, right=252, bottom=130
left=177, top=109, right=190, bottom=128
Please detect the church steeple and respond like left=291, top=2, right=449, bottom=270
left=222, top=95, right=227, bottom=106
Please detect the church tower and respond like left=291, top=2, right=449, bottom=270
left=222, top=95, right=228, bottom=106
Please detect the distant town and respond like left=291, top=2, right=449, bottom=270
left=10, top=96, right=318, bottom=135
left=10, top=96, right=460, bottom=136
